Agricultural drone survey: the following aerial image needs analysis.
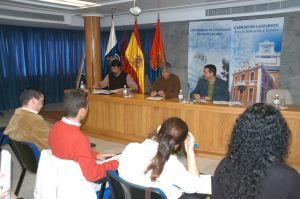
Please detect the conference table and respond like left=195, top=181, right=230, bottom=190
left=82, top=93, right=300, bottom=170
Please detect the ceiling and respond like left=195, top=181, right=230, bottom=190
left=0, top=0, right=268, bottom=15
left=0, top=0, right=300, bottom=29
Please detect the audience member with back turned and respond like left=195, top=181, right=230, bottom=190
left=118, top=117, right=211, bottom=199
left=94, top=59, right=138, bottom=91
left=150, top=62, right=181, bottom=99
left=4, top=88, right=49, bottom=150
left=212, top=103, right=300, bottom=199
left=48, top=89, right=118, bottom=182
left=190, top=64, right=229, bottom=101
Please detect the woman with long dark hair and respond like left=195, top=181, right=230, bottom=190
left=118, top=117, right=211, bottom=199
left=212, top=103, right=300, bottom=199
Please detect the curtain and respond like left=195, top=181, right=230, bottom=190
left=0, top=25, right=84, bottom=110
left=0, top=25, right=156, bottom=110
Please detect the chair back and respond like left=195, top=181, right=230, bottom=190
left=266, top=89, right=293, bottom=104
left=9, top=139, right=39, bottom=173
left=0, top=127, right=9, bottom=145
left=34, top=150, right=98, bottom=199
left=106, top=170, right=167, bottom=199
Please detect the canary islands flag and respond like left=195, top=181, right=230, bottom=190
left=104, top=19, right=119, bottom=76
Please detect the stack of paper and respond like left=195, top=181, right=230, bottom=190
left=213, top=101, right=242, bottom=105
left=212, top=101, right=228, bottom=105
left=145, top=96, right=164, bottom=101
left=93, top=89, right=119, bottom=95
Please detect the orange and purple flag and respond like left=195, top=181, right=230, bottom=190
left=149, top=18, right=166, bottom=71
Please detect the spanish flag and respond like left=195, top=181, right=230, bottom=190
left=149, top=18, right=166, bottom=71
left=125, top=20, right=145, bottom=93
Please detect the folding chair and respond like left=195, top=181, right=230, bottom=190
left=9, top=139, right=40, bottom=195
left=106, top=170, right=167, bottom=199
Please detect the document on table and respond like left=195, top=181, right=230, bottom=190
left=212, top=100, right=228, bottom=105
left=145, top=96, right=164, bottom=101
left=93, top=89, right=120, bottom=95
left=213, top=101, right=242, bottom=105
left=228, top=101, right=242, bottom=106
left=193, top=99, right=207, bottom=103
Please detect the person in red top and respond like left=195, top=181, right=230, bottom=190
left=48, top=89, right=118, bottom=182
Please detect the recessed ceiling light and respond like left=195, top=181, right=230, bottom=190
left=39, top=0, right=96, bottom=7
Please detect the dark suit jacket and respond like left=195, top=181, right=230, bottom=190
left=190, top=77, right=229, bottom=101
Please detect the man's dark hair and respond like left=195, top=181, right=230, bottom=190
left=160, top=62, right=172, bottom=72
left=110, top=59, right=121, bottom=68
left=204, top=64, right=217, bottom=76
left=64, top=89, right=88, bottom=117
left=19, top=88, right=43, bottom=106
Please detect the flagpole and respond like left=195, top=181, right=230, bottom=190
left=105, top=12, right=118, bottom=76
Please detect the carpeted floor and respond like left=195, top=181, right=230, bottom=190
left=0, top=103, right=220, bottom=199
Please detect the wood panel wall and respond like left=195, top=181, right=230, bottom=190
left=82, top=93, right=300, bottom=169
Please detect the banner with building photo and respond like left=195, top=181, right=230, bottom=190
left=188, top=17, right=284, bottom=103
left=188, top=20, right=232, bottom=96
left=230, top=17, right=284, bottom=103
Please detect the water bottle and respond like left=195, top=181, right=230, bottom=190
left=273, top=94, right=280, bottom=107
left=123, top=85, right=128, bottom=97
left=178, top=89, right=184, bottom=103
left=80, top=81, right=85, bottom=91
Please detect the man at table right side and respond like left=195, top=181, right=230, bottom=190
left=190, top=64, right=229, bottom=101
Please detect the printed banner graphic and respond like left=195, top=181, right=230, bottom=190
left=188, top=20, right=232, bottom=95
left=230, top=17, right=284, bottom=103
left=188, top=17, right=284, bottom=103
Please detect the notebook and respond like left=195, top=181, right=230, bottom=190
left=96, top=154, right=121, bottom=165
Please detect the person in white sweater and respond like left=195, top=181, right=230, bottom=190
left=118, top=117, right=211, bottom=199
